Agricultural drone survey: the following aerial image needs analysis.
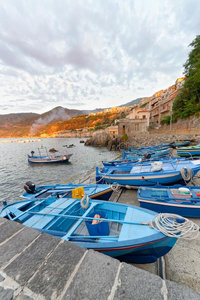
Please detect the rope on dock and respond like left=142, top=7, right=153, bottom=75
left=180, top=167, right=193, bottom=182
left=151, top=213, right=199, bottom=240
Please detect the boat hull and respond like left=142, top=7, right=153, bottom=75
left=177, top=149, right=200, bottom=157
left=138, top=199, right=200, bottom=218
left=28, top=154, right=72, bottom=163
left=74, top=235, right=176, bottom=263
left=0, top=198, right=178, bottom=264
left=122, top=148, right=171, bottom=159
left=96, top=168, right=184, bottom=187
left=21, top=183, right=113, bottom=201
left=138, top=185, right=200, bottom=217
left=96, top=160, right=200, bottom=187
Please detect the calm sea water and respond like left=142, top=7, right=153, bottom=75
left=0, top=137, right=119, bottom=203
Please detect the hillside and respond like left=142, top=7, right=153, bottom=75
left=119, top=98, right=144, bottom=107
left=0, top=113, right=39, bottom=127
left=0, top=99, right=142, bottom=137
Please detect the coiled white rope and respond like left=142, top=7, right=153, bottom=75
left=150, top=213, right=199, bottom=240
left=180, top=167, right=193, bottom=182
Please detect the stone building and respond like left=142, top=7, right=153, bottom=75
left=118, top=107, right=150, bottom=136
left=149, top=77, right=185, bottom=128
left=106, top=126, right=118, bottom=138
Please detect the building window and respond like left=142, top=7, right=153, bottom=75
left=123, top=125, right=126, bottom=134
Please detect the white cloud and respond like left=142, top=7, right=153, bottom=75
left=0, top=0, right=200, bottom=114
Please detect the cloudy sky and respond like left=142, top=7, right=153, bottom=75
left=0, top=0, right=200, bottom=115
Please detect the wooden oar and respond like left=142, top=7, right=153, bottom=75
left=68, top=235, right=118, bottom=239
left=23, top=210, right=151, bottom=226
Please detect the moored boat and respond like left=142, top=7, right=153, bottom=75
left=21, top=181, right=114, bottom=201
left=102, top=156, right=187, bottom=167
left=176, top=145, right=200, bottom=157
left=1, top=197, right=198, bottom=263
left=28, top=146, right=73, bottom=163
left=172, top=140, right=190, bottom=147
left=138, top=185, right=200, bottom=217
left=122, top=148, right=171, bottom=159
left=96, top=159, right=200, bottom=187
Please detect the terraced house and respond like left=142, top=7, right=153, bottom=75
left=118, top=77, right=185, bottom=137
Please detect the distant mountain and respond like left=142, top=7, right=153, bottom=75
left=38, top=106, right=85, bottom=123
left=119, top=97, right=145, bottom=107
left=0, top=97, right=143, bottom=135
left=0, top=112, right=39, bottom=128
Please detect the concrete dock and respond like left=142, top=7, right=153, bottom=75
left=0, top=169, right=200, bottom=299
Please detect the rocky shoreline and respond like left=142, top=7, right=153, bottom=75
left=84, top=131, right=200, bottom=150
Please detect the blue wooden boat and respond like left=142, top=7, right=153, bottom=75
left=0, top=197, right=180, bottom=263
left=103, top=156, right=187, bottom=167
left=176, top=145, right=200, bottom=157
left=138, top=185, right=200, bottom=217
left=122, top=148, right=171, bottom=159
left=21, top=182, right=113, bottom=201
left=28, top=146, right=73, bottom=163
left=172, top=140, right=190, bottom=147
left=130, top=144, right=170, bottom=151
left=96, top=159, right=200, bottom=187
left=130, top=141, right=190, bottom=151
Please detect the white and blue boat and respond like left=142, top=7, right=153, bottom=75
left=28, top=146, right=73, bottom=163
left=138, top=185, right=200, bottom=217
left=96, top=159, right=200, bottom=187
left=21, top=181, right=114, bottom=201
left=0, top=197, right=182, bottom=263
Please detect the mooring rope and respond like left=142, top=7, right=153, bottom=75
left=151, top=213, right=199, bottom=240
left=180, top=167, right=194, bottom=182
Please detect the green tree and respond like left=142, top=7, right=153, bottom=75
left=173, top=35, right=200, bottom=121
left=161, top=115, right=171, bottom=125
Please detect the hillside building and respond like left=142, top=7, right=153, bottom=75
left=117, top=77, right=185, bottom=136
left=106, top=126, right=118, bottom=138
left=118, top=107, right=150, bottom=136
left=149, top=77, right=185, bottom=128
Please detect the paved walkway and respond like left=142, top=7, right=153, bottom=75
left=0, top=213, right=200, bottom=299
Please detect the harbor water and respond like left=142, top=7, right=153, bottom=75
left=0, top=137, right=119, bottom=203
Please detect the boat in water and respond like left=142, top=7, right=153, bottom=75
left=21, top=181, right=114, bottom=201
left=138, top=185, right=200, bottom=217
left=96, top=159, right=200, bottom=187
left=28, top=146, right=73, bottom=163
left=1, top=197, right=196, bottom=264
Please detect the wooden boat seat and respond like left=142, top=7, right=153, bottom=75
left=118, top=207, right=135, bottom=241
left=8, top=207, right=24, bottom=221
left=24, top=198, right=75, bottom=228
